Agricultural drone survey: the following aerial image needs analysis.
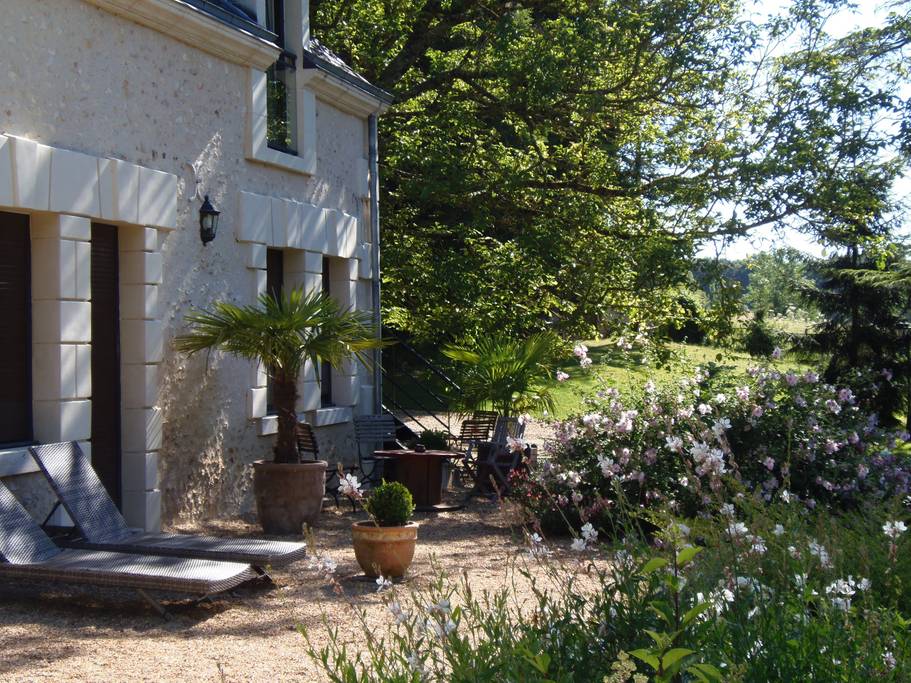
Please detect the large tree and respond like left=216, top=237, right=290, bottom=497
left=311, top=0, right=910, bottom=345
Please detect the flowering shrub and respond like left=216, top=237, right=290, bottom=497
left=511, top=363, right=911, bottom=530
left=303, top=502, right=911, bottom=681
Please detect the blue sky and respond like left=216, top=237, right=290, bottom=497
left=698, top=0, right=910, bottom=260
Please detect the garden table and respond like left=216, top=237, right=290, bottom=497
left=372, top=449, right=464, bottom=512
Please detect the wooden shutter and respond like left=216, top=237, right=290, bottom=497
left=91, top=223, right=123, bottom=506
left=0, top=212, right=31, bottom=445
left=266, top=249, right=284, bottom=414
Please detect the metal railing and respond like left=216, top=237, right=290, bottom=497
left=380, top=329, right=461, bottom=442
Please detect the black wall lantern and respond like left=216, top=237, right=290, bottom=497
left=199, top=195, right=220, bottom=246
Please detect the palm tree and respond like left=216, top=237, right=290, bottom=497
left=175, top=289, right=385, bottom=464
left=442, top=332, right=559, bottom=417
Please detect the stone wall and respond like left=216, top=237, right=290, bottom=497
left=0, top=0, right=377, bottom=525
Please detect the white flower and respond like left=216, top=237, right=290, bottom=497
left=720, top=503, right=735, bottom=517
left=883, top=520, right=908, bottom=539
left=598, top=455, right=617, bottom=478
left=571, top=538, right=587, bottom=552
left=773, top=524, right=785, bottom=537
left=809, top=540, right=832, bottom=569
left=506, top=436, right=526, bottom=453
left=581, top=522, right=598, bottom=543
left=427, top=598, right=451, bottom=615
left=388, top=601, right=409, bottom=624
left=339, top=473, right=362, bottom=498
left=573, top=343, right=588, bottom=358
left=580, top=357, right=593, bottom=369
left=556, top=370, right=569, bottom=382
left=712, top=418, right=731, bottom=437
left=771, top=347, right=782, bottom=359
left=376, top=575, right=393, bottom=592
left=309, top=554, right=337, bottom=575
left=697, top=403, right=712, bottom=415
left=665, top=435, right=683, bottom=452
left=736, top=386, right=750, bottom=401
left=406, top=652, right=425, bottom=675
left=883, top=651, right=896, bottom=670
left=729, top=521, right=749, bottom=538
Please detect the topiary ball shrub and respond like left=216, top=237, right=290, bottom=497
left=365, top=480, right=415, bottom=526
left=418, top=430, right=449, bottom=450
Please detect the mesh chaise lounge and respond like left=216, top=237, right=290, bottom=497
left=29, top=442, right=307, bottom=571
left=0, top=480, right=257, bottom=616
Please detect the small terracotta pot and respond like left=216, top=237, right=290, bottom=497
left=253, top=460, right=327, bottom=535
left=351, top=521, right=418, bottom=578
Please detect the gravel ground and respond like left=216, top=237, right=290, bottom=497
left=0, top=494, right=547, bottom=683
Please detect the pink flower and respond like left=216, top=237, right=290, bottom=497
left=556, top=370, right=569, bottom=382
left=838, top=388, right=855, bottom=404
left=785, top=372, right=798, bottom=386
left=580, top=357, right=593, bottom=369
left=573, top=343, right=588, bottom=359
left=751, top=405, right=764, bottom=418
left=882, top=368, right=893, bottom=381
left=763, top=457, right=775, bottom=471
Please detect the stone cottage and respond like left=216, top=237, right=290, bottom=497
left=0, top=0, right=391, bottom=531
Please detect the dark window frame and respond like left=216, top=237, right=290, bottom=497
left=265, top=0, right=298, bottom=155
left=320, top=257, right=334, bottom=407
left=0, top=212, right=33, bottom=448
left=265, top=248, right=284, bottom=415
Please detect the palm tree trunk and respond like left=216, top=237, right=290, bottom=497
left=272, top=371, right=300, bottom=464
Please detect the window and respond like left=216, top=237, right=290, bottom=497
left=321, top=256, right=333, bottom=407
left=265, top=0, right=298, bottom=154
left=265, top=248, right=284, bottom=414
left=0, top=212, right=32, bottom=445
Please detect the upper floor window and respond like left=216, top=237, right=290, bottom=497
left=265, top=0, right=298, bottom=154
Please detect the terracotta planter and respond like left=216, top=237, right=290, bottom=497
left=253, top=460, right=327, bottom=535
left=351, top=521, right=418, bottom=578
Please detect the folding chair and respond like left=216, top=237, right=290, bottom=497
left=297, top=423, right=356, bottom=511
left=353, top=414, right=404, bottom=486
left=450, top=419, right=493, bottom=485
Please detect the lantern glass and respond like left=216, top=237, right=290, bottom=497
left=199, top=195, right=220, bottom=245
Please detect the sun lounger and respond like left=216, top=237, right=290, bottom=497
left=29, top=442, right=307, bottom=571
left=0, top=480, right=257, bottom=616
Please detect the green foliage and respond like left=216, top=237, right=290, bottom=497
left=512, top=361, right=911, bottom=531
left=417, top=430, right=449, bottom=451
left=800, top=247, right=907, bottom=422
left=175, top=289, right=386, bottom=463
left=364, top=481, right=415, bottom=527
left=442, top=332, right=561, bottom=416
left=310, top=0, right=910, bottom=345
left=663, top=289, right=707, bottom=344
left=740, top=311, right=780, bottom=358
left=302, top=501, right=911, bottom=681
left=744, top=249, right=812, bottom=317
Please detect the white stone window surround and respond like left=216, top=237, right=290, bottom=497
left=0, top=133, right=176, bottom=533
left=247, top=0, right=317, bottom=175
left=236, top=190, right=372, bottom=430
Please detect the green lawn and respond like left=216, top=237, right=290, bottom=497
left=547, top=340, right=812, bottom=420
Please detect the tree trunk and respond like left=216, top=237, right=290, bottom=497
left=272, top=371, right=301, bottom=464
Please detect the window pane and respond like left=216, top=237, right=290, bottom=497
left=0, top=213, right=32, bottom=444
left=266, top=249, right=284, bottom=414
